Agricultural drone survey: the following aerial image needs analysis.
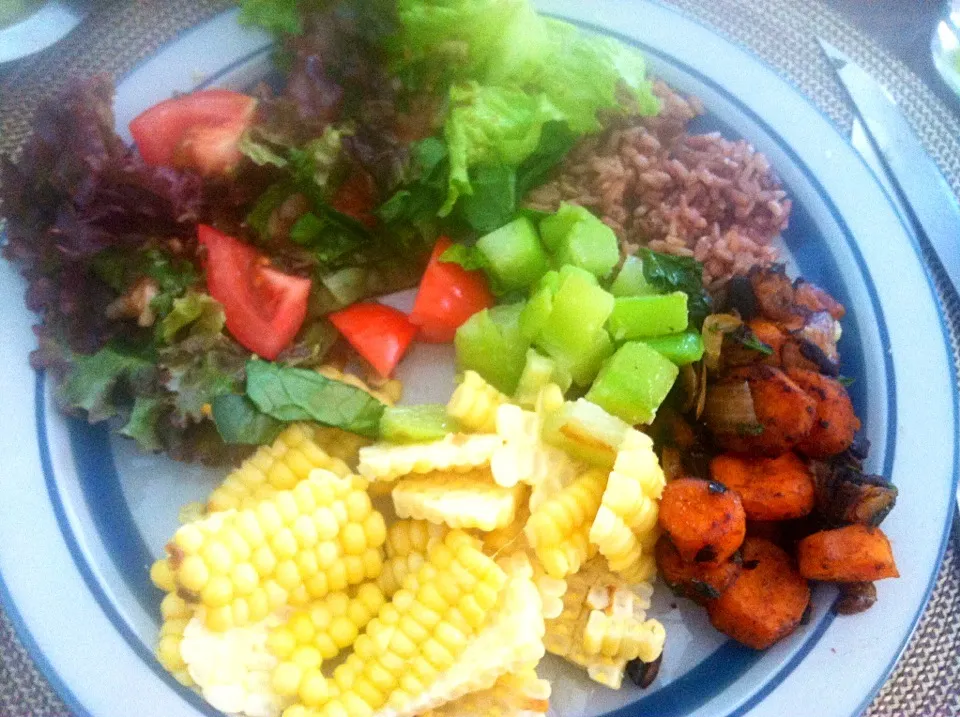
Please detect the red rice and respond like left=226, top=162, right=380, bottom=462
left=526, top=81, right=791, bottom=289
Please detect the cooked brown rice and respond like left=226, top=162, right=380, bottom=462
left=526, top=81, right=791, bottom=289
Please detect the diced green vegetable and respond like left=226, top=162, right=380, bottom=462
left=539, top=203, right=586, bottom=251
left=321, top=267, right=369, bottom=308
left=541, top=398, right=630, bottom=467
left=380, top=404, right=459, bottom=443
left=607, top=291, right=689, bottom=341
left=639, top=248, right=712, bottom=329
left=642, top=331, right=705, bottom=366
left=475, top=216, right=550, bottom=291
left=454, top=303, right=530, bottom=394
left=245, top=360, right=385, bottom=438
left=565, top=328, right=614, bottom=387
left=585, top=342, right=679, bottom=425
left=553, top=211, right=619, bottom=279
left=514, top=349, right=570, bottom=406
left=610, top=255, right=656, bottom=297
left=534, top=266, right=615, bottom=371
left=520, top=283, right=555, bottom=341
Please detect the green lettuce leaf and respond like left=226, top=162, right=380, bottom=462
left=245, top=359, right=384, bottom=437
left=159, top=292, right=226, bottom=344
left=238, top=0, right=304, bottom=35
left=442, top=83, right=565, bottom=214
left=120, top=396, right=167, bottom=452
left=538, top=21, right=659, bottom=133
left=160, top=335, right=248, bottom=425
left=60, top=345, right=155, bottom=422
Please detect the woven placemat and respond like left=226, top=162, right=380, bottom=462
left=1, top=0, right=959, bottom=715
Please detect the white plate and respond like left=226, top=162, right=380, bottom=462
left=0, top=2, right=957, bottom=716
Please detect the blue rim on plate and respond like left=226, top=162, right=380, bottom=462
left=0, top=2, right=956, bottom=716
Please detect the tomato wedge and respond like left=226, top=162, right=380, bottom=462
left=328, top=303, right=418, bottom=377
left=198, top=225, right=310, bottom=360
left=409, top=237, right=495, bottom=343
left=130, top=89, right=257, bottom=176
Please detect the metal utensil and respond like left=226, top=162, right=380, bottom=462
left=817, top=37, right=960, bottom=509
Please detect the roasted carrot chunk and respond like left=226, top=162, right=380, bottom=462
left=655, top=534, right=741, bottom=604
left=710, top=452, right=815, bottom=521
left=786, top=369, right=860, bottom=458
left=658, top=477, right=746, bottom=564
left=746, top=319, right=787, bottom=365
left=713, top=365, right=816, bottom=456
left=797, top=525, right=899, bottom=582
left=707, top=537, right=811, bottom=650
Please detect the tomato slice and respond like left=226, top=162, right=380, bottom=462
left=328, top=303, right=418, bottom=377
left=198, top=225, right=310, bottom=360
left=409, top=237, right=495, bottom=343
left=130, top=90, right=257, bottom=176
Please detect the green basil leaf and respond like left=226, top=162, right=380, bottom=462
left=212, top=394, right=285, bottom=445
left=245, top=360, right=384, bottom=437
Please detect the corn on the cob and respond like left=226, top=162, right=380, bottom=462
left=416, top=668, right=550, bottom=717
left=490, top=404, right=582, bottom=495
left=544, top=560, right=664, bottom=688
left=156, top=592, right=196, bottom=687
left=481, top=492, right=531, bottom=556
left=384, top=520, right=448, bottom=559
left=371, top=551, right=546, bottom=717
left=377, top=521, right=449, bottom=598
left=357, top=434, right=503, bottom=483
left=447, top=371, right=509, bottom=433
left=589, top=429, right=664, bottom=582
left=392, top=469, right=523, bottom=532
left=167, top=470, right=386, bottom=631
left=416, top=669, right=550, bottom=717
left=285, top=530, right=506, bottom=717
left=179, top=610, right=289, bottom=717
left=268, top=584, right=387, bottom=705
left=207, top=424, right=352, bottom=513
left=525, top=469, right=606, bottom=579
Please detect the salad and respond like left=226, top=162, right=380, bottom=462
left=0, top=0, right=901, bottom=715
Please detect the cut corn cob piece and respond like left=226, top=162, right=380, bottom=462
left=371, top=551, right=546, bottom=717
left=207, top=424, right=352, bottom=513
left=384, top=520, right=448, bottom=559
left=179, top=610, right=289, bottom=717
left=357, top=434, right=503, bottom=483
left=167, top=470, right=386, bottom=631
left=525, top=469, right=606, bottom=579
left=289, top=530, right=506, bottom=717
left=317, top=365, right=400, bottom=406
left=447, top=371, right=509, bottom=433
left=378, top=521, right=449, bottom=598
left=481, top=491, right=531, bottom=556
left=392, top=469, right=524, bottom=531
left=156, top=593, right=196, bottom=688
left=268, top=584, right=387, bottom=704
left=544, top=560, right=665, bottom=689
left=417, top=668, right=550, bottom=717
left=490, top=404, right=582, bottom=494
left=589, top=429, right=664, bottom=582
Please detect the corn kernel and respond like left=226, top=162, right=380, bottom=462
left=272, top=661, right=303, bottom=696
left=340, top=524, right=366, bottom=556
left=248, top=589, right=270, bottom=622
left=316, top=634, right=339, bottom=659
left=150, top=559, right=175, bottom=592
left=299, top=670, right=329, bottom=707
left=256, top=503, right=284, bottom=536
left=293, top=516, right=319, bottom=548
left=289, top=613, right=315, bottom=644
left=201, top=575, right=233, bottom=608
left=314, top=508, right=339, bottom=541
left=177, top=555, right=209, bottom=592
left=206, top=604, right=233, bottom=632
left=251, top=544, right=278, bottom=576
left=292, top=645, right=323, bottom=670
left=289, top=585, right=310, bottom=607
left=265, top=580, right=289, bottom=610
left=330, top=616, right=359, bottom=648
left=173, top=524, right=204, bottom=553
left=315, top=541, right=339, bottom=569
left=160, top=593, right=190, bottom=620
left=267, top=628, right=297, bottom=659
